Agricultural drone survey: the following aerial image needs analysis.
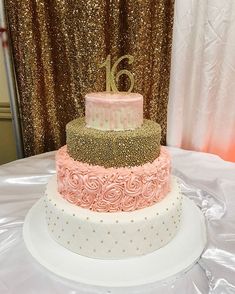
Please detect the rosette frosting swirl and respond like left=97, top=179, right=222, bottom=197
left=56, top=145, right=171, bottom=212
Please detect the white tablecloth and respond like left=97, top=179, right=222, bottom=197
left=0, top=147, right=235, bottom=294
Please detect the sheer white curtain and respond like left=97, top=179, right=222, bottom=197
left=167, top=0, right=235, bottom=162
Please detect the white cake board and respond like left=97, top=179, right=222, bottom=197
left=23, top=196, right=206, bottom=288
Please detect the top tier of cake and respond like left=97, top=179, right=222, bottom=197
left=85, top=92, right=143, bottom=131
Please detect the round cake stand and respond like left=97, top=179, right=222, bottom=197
left=23, top=196, right=206, bottom=288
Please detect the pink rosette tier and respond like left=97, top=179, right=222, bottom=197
left=56, top=146, right=171, bottom=212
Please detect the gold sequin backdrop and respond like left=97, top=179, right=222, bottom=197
left=5, top=0, right=174, bottom=157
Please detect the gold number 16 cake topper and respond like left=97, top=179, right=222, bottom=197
left=99, top=54, right=134, bottom=93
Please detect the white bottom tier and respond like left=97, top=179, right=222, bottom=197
left=44, top=176, right=182, bottom=259
left=23, top=194, right=206, bottom=287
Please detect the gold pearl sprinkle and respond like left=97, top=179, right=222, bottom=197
left=67, top=118, right=161, bottom=168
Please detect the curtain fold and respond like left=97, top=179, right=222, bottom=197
left=168, top=0, right=235, bottom=162
left=5, top=0, right=174, bottom=157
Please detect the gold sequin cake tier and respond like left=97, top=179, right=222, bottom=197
left=66, top=117, right=161, bottom=168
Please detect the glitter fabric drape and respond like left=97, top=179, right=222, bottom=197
left=5, top=0, right=174, bottom=157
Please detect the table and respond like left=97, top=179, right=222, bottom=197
left=0, top=147, right=235, bottom=294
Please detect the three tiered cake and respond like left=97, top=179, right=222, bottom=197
left=44, top=91, right=183, bottom=259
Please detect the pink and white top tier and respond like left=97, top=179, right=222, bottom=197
left=85, top=92, right=143, bottom=131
